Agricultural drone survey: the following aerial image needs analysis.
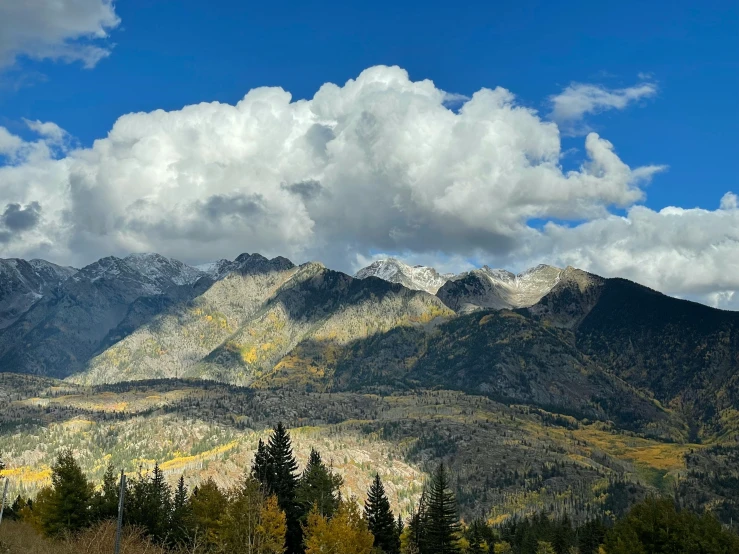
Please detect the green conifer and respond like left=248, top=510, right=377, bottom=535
left=169, top=475, right=192, bottom=547
left=364, top=473, right=400, bottom=553
left=255, top=422, right=303, bottom=554
left=423, top=463, right=461, bottom=554
left=297, top=448, right=343, bottom=518
left=42, top=449, right=94, bottom=536
left=91, top=463, right=119, bottom=521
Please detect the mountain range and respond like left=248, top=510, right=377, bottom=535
left=0, top=251, right=736, bottom=437
left=1, top=250, right=738, bottom=524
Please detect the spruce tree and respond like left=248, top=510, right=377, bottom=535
left=254, top=422, right=303, bottom=554
left=364, top=473, right=400, bottom=554
left=169, top=475, right=192, bottom=547
left=125, top=463, right=172, bottom=543
left=42, top=449, right=94, bottom=536
left=424, top=463, right=461, bottom=554
left=407, top=490, right=428, bottom=554
left=91, top=463, right=119, bottom=521
left=297, top=448, right=343, bottom=518
left=252, top=438, right=271, bottom=484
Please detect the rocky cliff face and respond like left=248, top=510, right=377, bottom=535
left=437, top=264, right=563, bottom=312
left=0, top=258, right=77, bottom=329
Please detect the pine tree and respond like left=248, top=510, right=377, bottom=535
left=41, top=449, right=94, bottom=537
left=364, top=473, right=400, bottom=554
left=252, top=438, right=271, bottom=484
left=297, top=448, right=343, bottom=518
left=254, top=423, right=303, bottom=554
left=465, top=519, right=493, bottom=554
left=423, top=464, right=461, bottom=554
left=406, top=490, right=428, bottom=554
left=91, top=463, right=119, bottom=521
left=169, top=475, right=192, bottom=547
left=125, top=463, right=173, bottom=543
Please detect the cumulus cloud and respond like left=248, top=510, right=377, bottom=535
left=0, top=65, right=735, bottom=309
left=0, top=66, right=664, bottom=267
left=539, top=195, right=739, bottom=309
left=0, top=0, right=120, bottom=69
left=549, top=80, right=657, bottom=134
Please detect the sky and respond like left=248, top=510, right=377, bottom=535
left=0, top=0, right=737, bottom=309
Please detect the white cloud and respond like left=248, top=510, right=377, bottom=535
left=0, top=65, right=736, bottom=308
left=0, top=66, right=662, bottom=269
left=23, top=119, right=68, bottom=144
left=539, top=197, right=739, bottom=308
left=0, top=0, right=120, bottom=69
left=549, top=81, right=657, bottom=134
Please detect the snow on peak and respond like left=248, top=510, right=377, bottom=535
left=195, top=259, right=234, bottom=280
left=354, top=258, right=452, bottom=294
left=123, top=253, right=203, bottom=286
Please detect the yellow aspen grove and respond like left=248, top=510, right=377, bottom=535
left=304, top=499, right=375, bottom=554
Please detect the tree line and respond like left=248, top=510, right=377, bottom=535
left=2, top=426, right=739, bottom=554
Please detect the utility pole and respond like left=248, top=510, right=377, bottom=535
left=0, top=478, right=8, bottom=526
left=114, top=470, right=126, bottom=554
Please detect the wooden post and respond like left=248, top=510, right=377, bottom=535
left=114, top=471, right=126, bottom=554
left=0, top=478, right=8, bottom=527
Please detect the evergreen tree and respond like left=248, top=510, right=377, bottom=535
left=189, top=477, right=228, bottom=549
left=423, top=464, right=461, bottom=554
left=253, top=423, right=303, bottom=554
left=297, top=448, right=343, bottom=518
left=364, top=473, right=400, bottom=554
left=465, top=519, right=494, bottom=554
left=406, top=490, right=427, bottom=554
left=577, top=519, right=606, bottom=554
left=41, top=449, right=94, bottom=537
left=91, top=463, right=120, bottom=521
left=252, top=438, right=271, bottom=484
left=125, top=463, right=173, bottom=543
left=169, top=475, right=192, bottom=547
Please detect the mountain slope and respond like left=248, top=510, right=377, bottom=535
left=0, top=254, right=210, bottom=378
left=529, top=269, right=739, bottom=436
left=0, top=258, right=77, bottom=329
left=76, top=254, right=297, bottom=384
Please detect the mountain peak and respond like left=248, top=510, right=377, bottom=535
left=355, top=258, right=451, bottom=294
left=438, top=264, right=563, bottom=312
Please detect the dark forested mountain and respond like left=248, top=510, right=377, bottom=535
left=529, top=269, right=739, bottom=437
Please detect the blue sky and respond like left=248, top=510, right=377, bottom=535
left=0, top=0, right=738, bottom=307
left=3, top=0, right=736, bottom=208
